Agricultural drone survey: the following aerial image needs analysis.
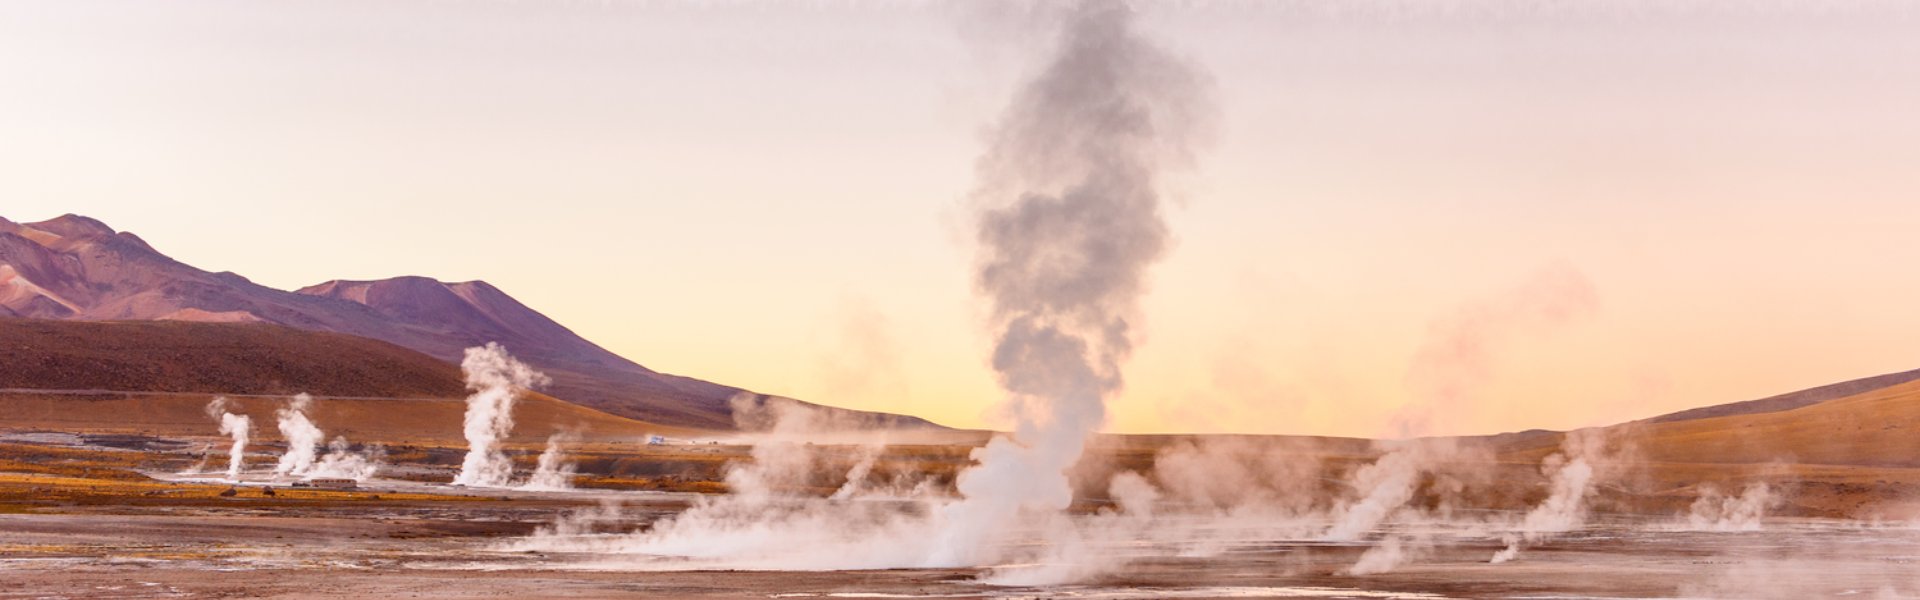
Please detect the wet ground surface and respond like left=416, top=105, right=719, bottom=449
left=6, top=429, right=1920, bottom=598
left=5, top=505, right=1920, bottom=599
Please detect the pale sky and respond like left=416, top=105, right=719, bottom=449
left=5, top=1, right=1918, bottom=438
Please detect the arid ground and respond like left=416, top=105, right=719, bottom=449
left=5, top=399, right=1920, bottom=599
left=7, top=504, right=1920, bottom=600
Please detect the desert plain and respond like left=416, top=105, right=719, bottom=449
left=5, top=377, right=1920, bottom=599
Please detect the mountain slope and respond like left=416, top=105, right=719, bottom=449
left=1487, top=376, right=1920, bottom=466
left=1643, top=367, right=1920, bottom=424
left=0, top=214, right=936, bottom=430
left=1624, top=377, right=1920, bottom=467
left=294, top=277, right=744, bottom=427
left=0, top=318, right=704, bottom=442
left=0, top=318, right=465, bottom=398
left=0, top=389, right=693, bottom=445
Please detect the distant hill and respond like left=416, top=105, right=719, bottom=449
left=1624, top=377, right=1920, bottom=468
left=1485, top=376, right=1920, bottom=467
left=0, top=388, right=696, bottom=445
left=0, top=214, right=939, bottom=430
left=294, top=277, right=752, bottom=428
left=0, top=318, right=465, bottom=398
left=0, top=318, right=701, bottom=443
left=1643, top=367, right=1920, bottom=425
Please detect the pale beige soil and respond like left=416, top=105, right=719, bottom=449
left=4, top=507, right=1920, bottom=599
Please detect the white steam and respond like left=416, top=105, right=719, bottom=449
left=1684, top=483, right=1774, bottom=532
left=827, top=444, right=882, bottom=500
left=511, top=3, right=1216, bottom=581
left=1148, top=437, right=1321, bottom=522
left=1491, top=431, right=1609, bottom=563
left=273, top=393, right=324, bottom=477
left=1487, top=537, right=1522, bottom=565
left=520, top=432, right=580, bottom=491
left=931, top=0, right=1211, bottom=575
left=453, top=342, right=549, bottom=488
left=306, top=437, right=386, bottom=482
left=264, top=394, right=384, bottom=481
left=508, top=394, right=931, bottom=568
left=1347, top=536, right=1429, bottom=576
left=1324, top=439, right=1480, bottom=576
left=205, top=397, right=251, bottom=482
left=1325, top=263, right=1600, bottom=573
left=1325, top=443, right=1425, bottom=542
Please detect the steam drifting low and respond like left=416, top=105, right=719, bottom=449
left=520, top=432, right=580, bottom=491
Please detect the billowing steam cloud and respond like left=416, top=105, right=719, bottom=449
left=520, top=432, right=580, bottom=491
left=1491, top=430, right=1610, bottom=563
left=1684, top=483, right=1773, bottom=532
left=205, top=397, right=250, bottom=482
left=508, top=393, right=932, bottom=567
left=1325, top=441, right=1428, bottom=542
left=454, top=343, right=549, bottom=488
left=266, top=393, right=384, bottom=482
left=307, top=437, right=386, bottom=482
left=510, top=1, right=1211, bottom=581
left=273, top=393, right=324, bottom=477
left=931, top=0, right=1211, bottom=572
left=501, top=8, right=1724, bottom=585
left=1331, top=438, right=1485, bottom=576
left=1326, top=263, right=1600, bottom=573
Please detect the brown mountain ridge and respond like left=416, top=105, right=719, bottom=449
left=0, top=213, right=937, bottom=431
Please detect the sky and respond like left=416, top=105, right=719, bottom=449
left=4, top=1, right=1918, bottom=438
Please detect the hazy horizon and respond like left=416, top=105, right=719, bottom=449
left=6, top=0, right=1918, bottom=438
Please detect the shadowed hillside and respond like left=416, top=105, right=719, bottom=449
left=0, top=214, right=938, bottom=430
left=0, top=318, right=465, bottom=398
left=295, top=277, right=760, bottom=428
left=0, top=389, right=696, bottom=444
left=0, top=319, right=702, bottom=442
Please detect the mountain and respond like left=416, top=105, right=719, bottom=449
left=1642, top=367, right=1920, bottom=424
left=0, top=318, right=694, bottom=443
left=0, top=214, right=938, bottom=430
left=295, top=277, right=762, bottom=428
left=0, top=318, right=464, bottom=398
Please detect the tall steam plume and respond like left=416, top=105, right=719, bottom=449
left=454, top=343, right=549, bottom=488
left=205, top=397, right=250, bottom=481
left=507, top=2, right=1211, bottom=579
left=931, top=0, right=1212, bottom=568
left=273, top=393, right=323, bottom=477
